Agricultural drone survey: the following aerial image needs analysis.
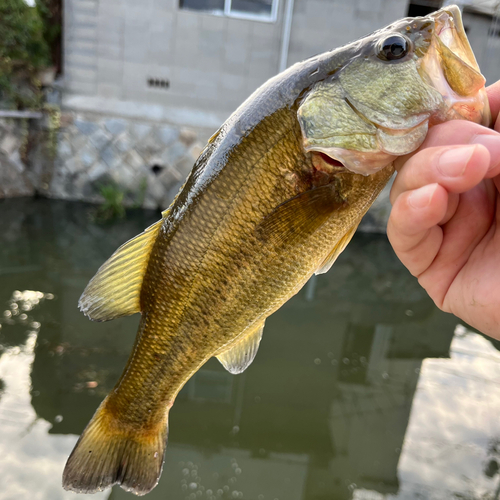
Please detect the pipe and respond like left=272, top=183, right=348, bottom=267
left=279, top=0, right=295, bottom=73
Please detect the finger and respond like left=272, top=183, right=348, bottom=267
left=486, top=80, right=500, bottom=128
left=390, top=144, right=490, bottom=204
left=387, top=183, right=447, bottom=277
left=439, top=192, right=459, bottom=225
left=394, top=121, right=500, bottom=177
left=418, top=180, right=496, bottom=308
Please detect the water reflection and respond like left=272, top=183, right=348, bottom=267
left=0, top=291, right=107, bottom=500
left=0, top=198, right=499, bottom=500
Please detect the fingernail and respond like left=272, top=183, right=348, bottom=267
left=408, top=184, right=438, bottom=209
left=437, top=145, right=476, bottom=177
left=471, top=134, right=500, bottom=170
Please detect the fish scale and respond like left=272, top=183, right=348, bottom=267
left=107, top=112, right=393, bottom=419
left=99, top=117, right=297, bottom=417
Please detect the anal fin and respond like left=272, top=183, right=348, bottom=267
left=216, top=321, right=265, bottom=375
left=315, top=222, right=359, bottom=275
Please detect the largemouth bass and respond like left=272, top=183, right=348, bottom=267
left=63, top=5, right=490, bottom=495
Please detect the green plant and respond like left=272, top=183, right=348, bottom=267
left=92, top=184, right=126, bottom=223
left=36, top=0, right=62, bottom=74
left=91, top=178, right=151, bottom=224
left=43, top=103, right=61, bottom=158
left=0, top=0, right=50, bottom=109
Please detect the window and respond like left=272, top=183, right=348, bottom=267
left=406, top=1, right=442, bottom=18
left=180, top=0, right=279, bottom=23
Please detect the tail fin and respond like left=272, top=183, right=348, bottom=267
left=62, top=402, right=168, bottom=496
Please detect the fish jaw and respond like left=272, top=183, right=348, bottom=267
left=432, top=5, right=479, bottom=75
left=421, top=5, right=491, bottom=127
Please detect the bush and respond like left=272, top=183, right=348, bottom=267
left=0, top=0, right=50, bottom=109
left=36, top=0, right=62, bottom=74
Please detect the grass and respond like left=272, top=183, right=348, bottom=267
left=91, top=184, right=126, bottom=223
left=91, top=177, right=148, bottom=224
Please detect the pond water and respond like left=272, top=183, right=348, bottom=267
left=1, top=197, right=500, bottom=500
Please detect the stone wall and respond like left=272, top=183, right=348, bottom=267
left=0, top=109, right=212, bottom=212
left=50, top=112, right=211, bottom=210
left=0, top=109, right=393, bottom=232
left=0, top=118, right=37, bottom=198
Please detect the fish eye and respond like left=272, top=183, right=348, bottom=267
left=377, top=34, right=410, bottom=61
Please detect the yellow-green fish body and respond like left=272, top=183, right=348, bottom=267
left=63, top=6, right=490, bottom=495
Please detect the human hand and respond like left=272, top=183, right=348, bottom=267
left=387, top=81, right=500, bottom=339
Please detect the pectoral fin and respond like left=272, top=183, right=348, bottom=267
left=315, top=222, right=359, bottom=275
left=217, top=321, right=265, bottom=374
left=79, top=219, right=163, bottom=321
left=258, top=184, right=347, bottom=246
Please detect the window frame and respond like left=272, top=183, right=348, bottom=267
left=181, top=0, right=280, bottom=24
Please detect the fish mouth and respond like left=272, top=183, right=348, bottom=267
left=423, top=5, right=491, bottom=126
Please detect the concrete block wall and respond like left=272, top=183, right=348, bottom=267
left=64, top=0, right=500, bottom=128
left=287, top=0, right=409, bottom=66
left=64, top=0, right=99, bottom=95
left=66, top=0, right=411, bottom=120
left=64, top=0, right=284, bottom=124
left=64, top=0, right=415, bottom=127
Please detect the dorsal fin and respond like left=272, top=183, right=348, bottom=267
left=79, top=218, right=163, bottom=321
left=315, top=222, right=359, bottom=275
left=216, top=321, right=265, bottom=374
